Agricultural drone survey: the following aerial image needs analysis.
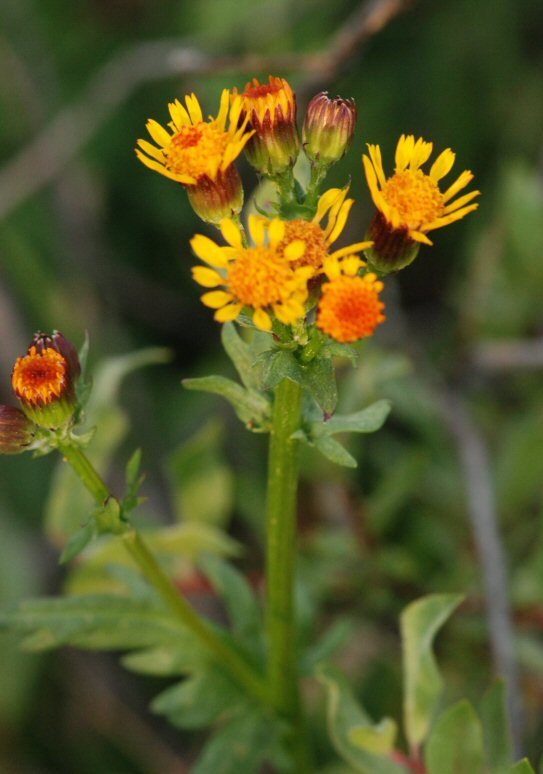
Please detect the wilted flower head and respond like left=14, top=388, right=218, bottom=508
left=363, top=135, right=480, bottom=273
left=303, top=92, right=357, bottom=167
left=236, top=76, right=300, bottom=176
left=136, top=90, right=254, bottom=224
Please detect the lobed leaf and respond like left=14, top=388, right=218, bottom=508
left=182, top=376, right=270, bottom=428
left=425, top=700, right=485, bottom=774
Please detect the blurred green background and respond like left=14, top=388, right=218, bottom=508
left=1, top=0, right=543, bottom=770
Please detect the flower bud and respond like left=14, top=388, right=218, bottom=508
left=236, top=76, right=300, bottom=176
left=186, top=165, right=244, bottom=225
left=11, top=333, right=79, bottom=429
left=0, top=405, right=36, bottom=455
left=303, top=93, right=357, bottom=167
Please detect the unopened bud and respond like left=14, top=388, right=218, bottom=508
left=0, top=405, right=35, bottom=454
left=303, top=93, right=357, bottom=167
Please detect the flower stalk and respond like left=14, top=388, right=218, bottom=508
left=58, top=443, right=269, bottom=706
left=265, top=377, right=311, bottom=770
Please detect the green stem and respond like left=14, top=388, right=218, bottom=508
left=59, top=443, right=269, bottom=706
left=266, top=377, right=311, bottom=770
left=59, top=443, right=110, bottom=503
left=305, top=162, right=329, bottom=212
left=122, top=530, right=269, bottom=704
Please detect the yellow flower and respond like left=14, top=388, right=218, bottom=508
left=235, top=76, right=300, bottom=175
left=317, top=266, right=386, bottom=343
left=136, top=90, right=254, bottom=224
left=190, top=217, right=313, bottom=331
left=274, top=187, right=372, bottom=273
left=362, top=135, right=480, bottom=272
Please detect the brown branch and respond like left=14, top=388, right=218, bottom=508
left=0, top=0, right=413, bottom=221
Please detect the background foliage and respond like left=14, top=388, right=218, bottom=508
left=1, top=0, right=543, bottom=770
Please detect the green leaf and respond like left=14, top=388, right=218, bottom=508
left=425, top=700, right=485, bottom=774
left=198, top=554, right=263, bottom=653
left=317, top=664, right=406, bottom=774
left=124, top=449, right=145, bottom=511
left=182, top=376, right=270, bottom=428
left=121, top=643, right=205, bottom=677
left=401, top=594, right=464, bottom=750
left=194, top=711, right=286, bottom=774
left=322, top=400, right=391, bottom=435
left=314, top=435, right=357, bottom=468
left=302, top=356, right=338, bottom=416
left=481, top=680, right=513, bottom=772
left=301, top=618, right=355, bottom=674
left=1, top=594, right=184, bottom=652
left=221, top=323, right=260, bottom=390
left=151, top=668, right=244, bottom=729
left=59, top=521, right=95, bottom=564
left=167, top=421, right=234, bottom=526
left=322, top=339, right=359, bottom=365
left=509, top=760, right=536, bottom=773
left=261, top=350, right=303, bottom=390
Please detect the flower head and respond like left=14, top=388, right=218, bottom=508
left=136, top=90, right=254, bottom=223
left=363, top=135, right=480, bottom=272
left=303, top=92, right=357, bottom=167
left=236, top=76, right=299, bottom=176
left=317, top=258, right=385, bottom=343
left=190, top=216, right=313, bottom=331
left=274, top=187, right=372, bottom=274
left=0, top=406, right=35, bottom=455
left=12, top=337, right=78, bottom=429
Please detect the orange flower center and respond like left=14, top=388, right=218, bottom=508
left=317, top=275, right=385, bottom=343
left=243, top=82, right=282, bottom=100
left=165, top=123, right=229, bottom=180
left=12, top=346, right=68, bottom=405
left=383, top=169, right=445, bottom=228
left=228, top=248, right=294, bottom=308
left=278, top=220, right=328, bottom=270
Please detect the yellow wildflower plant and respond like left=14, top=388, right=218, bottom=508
left=136, top=90, right=254, bottom=224
left=190, top=216, right=314, bottom=331
left=363, top=134, right=480, bottom=272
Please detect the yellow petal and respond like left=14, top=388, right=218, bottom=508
left=268, top=218, right=286, bottom=247
left=409, top=230, right=433, bottom=245
left=425, top=203, right=479, bottom=231
left=326, top=199, right=353, bottom=244
left=135, top=150, right=193, bottom=183
left=409, top=138, right=433, bottom=170
left=215, top=302, right=243, bottom=322
left=444, top=189, right=480, bottom=213
left=168, top=100, right=190, bottom=129
left=216, top=89, right=230, bottom=131
left=314, top=188, right=343, bottom=224
left=442, top=170, right=474, bottom=203
left=430, top=149, right=455, bottom=181
left=185, top=93, right=203, bottom=125
left=367, top=144, right=386, bottom=188
left=191, top=266, right=223, bottom=288
left=146, top=119, right=172, bottom=148
left=247, top=214, right=266, bottom=247
left=342, top=256, right=363, bottom=276
left=201, top=290, right=234, bottom=309
left=252, top=308, right=272, bottom=331
left=137, top=139, right=165, bottom=162
left=330, top=241, right=372, bottom=259
left=362, top=156, right=382, bottom=210
left=190, top=234, right=229, bottom=268
left=395, top=134, right=414, bottom=171
left=323, top=257, right=341, bottom=281
left=220, top=218, right=243, bottom=248
left=284, top=239, right=306, bottom=261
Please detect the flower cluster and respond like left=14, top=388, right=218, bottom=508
left=136, top=77, right=479, bottom=345
left=1, top=332, right=81, bottom=455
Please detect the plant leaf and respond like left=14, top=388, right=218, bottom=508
left=425, top=699, right=485, bottom=774
left=401, top=594, right=464, bottom=750
left=481, top=679, right=513, bottom=773
left=509, top=760, right=536, bottom=773
left=59, top=521, right=95, bottom=564
left=301, top=356, right=338, bottom=416
left=314, top=435, right=357, bottom=468
left=317, top=663, right=406, bottom=773
left=182, top=376, right=270, bottom=427
left=261, top=350, right=303, bottom=390
left=221, top=323, right=260, bottom=390
left=322, top=400, right=391, bottom=435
